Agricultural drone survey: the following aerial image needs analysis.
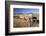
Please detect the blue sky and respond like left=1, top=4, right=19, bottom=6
left=13, top=8, right=39, bottom=14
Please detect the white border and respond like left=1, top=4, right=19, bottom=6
left=10, top=5, right=43, bottom=33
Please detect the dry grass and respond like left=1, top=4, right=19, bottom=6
left=13, top=14, right=39, bottom=28
left=13, top=14, right=32, bottom=27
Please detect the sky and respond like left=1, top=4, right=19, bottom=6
left=13, top=8, right=39, bottom=14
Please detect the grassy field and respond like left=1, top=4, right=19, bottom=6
left=13, top=14, right=32, bottom=27
left=13, top=14, right=39, bottom=28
